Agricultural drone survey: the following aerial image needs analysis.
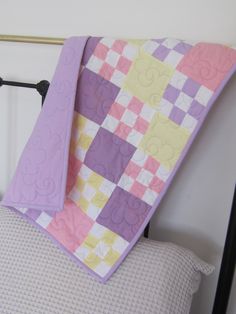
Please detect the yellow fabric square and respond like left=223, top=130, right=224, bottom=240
left=84, top=252, right=101, bottom=269
left=92, top=192, right=108, bottom=208
left=140, top=113, right=190, bottom=170
left=76, top=177, right=85, bottom=190
left=102, top=230, right=117, bottom=246
left=104, top=249, right=120, bottom=266
left=78, top=134, right=93, bottom=150
left=78, top=196, right=89, bottom=212
left=84, top=234, right=99, bottom=249
left=88, top=173, right=103, bottom=189
left=123, top=51, right=174, bottom=108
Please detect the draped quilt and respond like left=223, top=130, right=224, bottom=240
left=2, top=36, right=236, bottom=282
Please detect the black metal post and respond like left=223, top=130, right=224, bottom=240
left=212, top=185, right=236, bottom=314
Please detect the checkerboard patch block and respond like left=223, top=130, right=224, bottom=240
left=102, top=89, right=156, bottom=147
left=74, top=222, right=129, bottom=277
left=68, top=164, right=116, bottom=220
left=85, top=38, right=139, bottom=87
left=70, top=112, right=100, bottom=162
left=118, top=149, right=170, bottom=205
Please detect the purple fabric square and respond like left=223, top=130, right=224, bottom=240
left=188, top=100, right=205, bottom=119
left=97, top=186, right=151, bottom=242
left=169, top=107, right=185, bottom=124
left=163, top=85, right=180, bottom=103
left=84, top=128, right=136, bottom=183
left=152, top=38, right=166, bottom=44
left=174, top=42, right=193, bottom=55
left=75, top=68, right=120, bottom=125
left=182, top=78, right=200, bottom=97
left=82, top=37, right=102, bottom=65
left=153, top=45, right=170, bottom=61
left=26, top=208, right=41, bottom=220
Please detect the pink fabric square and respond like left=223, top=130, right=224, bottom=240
left=109, top=102, right=126, bottom=120
left=150, top=177, right=165, bottom=194
left=128, top=97, right=143, bottom=114
left=144, top=156, right=160, bottom=174
left=99, top=62, right=114, bottom=81
left=47, top=199, right=94, bottom=253
left=134, top=116, right=149, bottom=134
left=66, top=154, right=82, bottom=194
left=116, top=56, right=132, bottom=74
left=177, top=43, right=236, bottom=91
left=94, top=43, right=109, bottom=60
left=125, top=161, right=142, bottom=179
left=115, top=122, right=132, bottom=139
left=112, top=40, right=127, bottom=54
left=130, top=181, right=146, bottom=198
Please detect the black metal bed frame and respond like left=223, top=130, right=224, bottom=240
left=0, top=77, right=235, bottom=314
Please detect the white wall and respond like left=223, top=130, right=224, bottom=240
left=0, top=1, right=235, bottom=313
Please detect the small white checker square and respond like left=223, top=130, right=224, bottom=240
left=17, top=207, right=28, bottom=214
left=118, top=174, right=134, bottom=191
left=142, top=40, right=160, bottom=54
left=86, top=203, right=102, bottom=220
left=36, top=212, right=53, bottom=228
left=94, top=261, right=111, bottom=277
left=68, top=186, right=81, bottom=204
left=175, top=92, right=193, bottom=112
left=136, top=169, right=154, bottom=186
left=82, top=184, right=96, bottom=201
left=102, top=115, right=119, bottom=133
left=142, top=189, right=158, bottom=206
left=110, top=70, right=126, bottom=87
left=89, top=223, right=107, bottom=238
left=156, top=165, right=171, bottom=182
left=164, top=50, right=183, bottom=68
left=121, top=109, right=138, bottom=127
left=100, top=37, right=116, bottom=48
left=79, top=164, right=92, bottom=181
left=170, top=71, right=188, bottom=90
left=140, top=104, right=156, bottom=121
left=132, top=149, right=148, bottom=167
left=181, top=114, right=198, bottom=133
left=83, top=119, right=100, bottom=137
left=112, top=237, right=129, bottom=254
left=75, top=147, right=86, bottom=162
left=122, top=44, right=139, bottom=60
left=126, top=129, right=143, bottom=146
left=157, top=99, right=174, bottom=117
left=86, top=55, right=103, bottom=74
left=162, top=38, right=181, bottom=49
left=106, top=50, right=120, bottom=67
left=94, top=241, right=110, bottom=259
left=116, top=90, right=133, bottom=107
left=74, top=246, right=90, bottom=261
left=195, top=85, right=213, bottom=106
left=99, top=180, right=116, bottom=197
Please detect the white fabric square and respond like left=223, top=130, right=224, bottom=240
left=79, top=165, right=92, bottom=181
left=118, top=174, right=134, bottom=191
left=142, top=189, right=158, bottom=206
left=94, top=241, right=110, bottom=259
left=116, top=90, right=133, bottom=107
left=83, top=120, right=99, bottom=137
left=36, top=212, right=53, bottom=228
left=17, top=207, right=28, bottom=214
left=74, top=246, right=90, bottom=261
left=156, top=165, right=170, bottom=182
left=110, top=70, right=126, bottom=87
left=112, top=237, right=129, bottom=254
left=132, top=149, right=147, bottom=167
left=94, top=261, right=111, bottom=277
left=83, top=184, right=96, bottom=201
left=68, top=187, right=81, bottom=204
left=89, top=223, right=106, bottom=238
left=99, top=180, right=115, bottom=197
left=102, top=115, right=119, bottom=133
left=195, top=86, right=213, bottom=106
left=175, top=92, right=193, bottom=112
left=181, top=114, right=198, bottom=133
left=126, top=129, right=143, bottom=146
left=86, top=55, right=103, bottom=74
left=142, top=40, right=160, bottom=54
left=162, top=38, right=181, bottom=49
left=164, top=50, right=183, bottom=67
left=75, top=147, right=86, bottom=162
left=170, top=71, right=188, bottom=89
left=122, top=44, right=138, bottom=60
left=140, top=104, right=155, bottom=121
left=158, top=99, right=173, bottom=117
left=121, top=110, right=137, bottom=127
left=100, top=37, right=115, bottom=48
left=136, top=169, right=154, bottom=186
left=106, top=50, right=120, bottom=67
left=86, top=204, right=102, bottom=220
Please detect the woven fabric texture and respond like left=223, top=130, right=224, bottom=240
left=0, top=206, right=213, bottom=314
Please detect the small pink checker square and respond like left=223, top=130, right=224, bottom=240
left=125, top=161, right=142, bottom=179
left=109, top=102, right=126, bottom=120
left=116, top=56, right=132, bottom=74
left=150, top=177, right=164, bottom=194
left=112, top=40, right=127, bottom=54
left=128, top=97, right=143, bottom=114
left=99, top=62, right=115, bottom=81
left=94, top=43, right=109, bottom=60
left=144, top=156, right=160, bottom=174
left=47, top=199, right=94, bottom=253
left=115, top=122, right=132, bottom=139
left=130, top=181, right=146, bottom=199
left=134, top=116, right=149, bottom=134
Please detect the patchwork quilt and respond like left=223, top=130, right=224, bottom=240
left=2, top=36, right=236, bottom=282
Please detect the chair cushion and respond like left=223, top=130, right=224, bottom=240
left=0, top=206, right=213, bottom=314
